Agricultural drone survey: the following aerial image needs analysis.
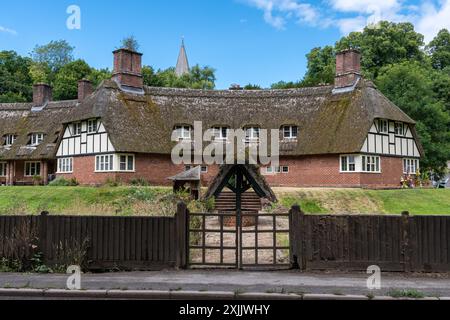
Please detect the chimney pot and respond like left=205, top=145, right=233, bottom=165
left=335, top=49, right=361, bottom=89
left=78, top=79, right=94, bottom=102
left=112, top=48, right=143, bottom=89
left=33, top=83, right=52, bottom=106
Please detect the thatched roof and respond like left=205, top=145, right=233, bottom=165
left=0, top=101, right=77, bottom=160
left=65, top=79, right=422, bottom=156
left=0, top=78, right=424, bottom=161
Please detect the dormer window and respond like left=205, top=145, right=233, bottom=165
left=73, top=122, right=82, bottom=136
left=394, top=122, right=404, bottom=136
left=29, top=133, right=44, bottom=146
left=245, top=126, right=260, bottom=142
left=87, top=119, right=98, bottom=133
left=282, top=126, right=298, bottom=140
left=378, top=119, right=388, bottom=134
left=212, top=127, right=229, bottom=141
left=174, top=125, right=192, bottom=141
left=3, top=134, right=16, bottom=146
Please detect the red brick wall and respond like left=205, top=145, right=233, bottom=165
left=58, top=153, right=404, bottom=189
left=58, top=154, right=220, bottom=186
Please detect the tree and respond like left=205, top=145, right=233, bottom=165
left=336, top=21, right=425, bottom=79
left=0, top=51, right=33, bottom=102
left=31, top=40, right=74, bottom=74
left=244, top=84, right=262, bottom=90
left=302, top=46, right=335, bottom=86
left=143, top=65, right=216, bottom=89
left=376, top=62, right=450, bottom=172
left=53, top=60, right=93, bottom=100
left=270, top=81, right=302, bottom=89
left=121, top=36, right=140, bottom=51
left=427, top=29, right=450, bottom=70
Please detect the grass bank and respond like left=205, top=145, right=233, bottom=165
left=0, top=186, right=448, bottom=215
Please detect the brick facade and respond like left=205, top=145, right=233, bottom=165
left=56, top=153, right=404, bottom=189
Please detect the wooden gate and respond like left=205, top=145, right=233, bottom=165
left=187, top=211, right=291, bottom=270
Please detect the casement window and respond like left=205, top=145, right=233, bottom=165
left=25, top=162, right=41, bottom=177
left=394, top=122, right=405, bottom=136
left=185, top=165, right=208, bottom=173
left=341, top=156, right=356, bottom=172
left=0, top=162, right=7, bottom=177
left=87, top=119, right=98, bottom=133
left=174, top=125, right=192, bottom=140
left=119, top=155, right=135, bottom=172
left=95, top=154, right=114, bottom=172
left=73, top=122, right=82, bottom=136
left=362, top=155, right=381, bottom=173
left=29, top=133, right=44, bottom=146
left=3, top=134, right=16, bottom=146
left=58, top=158, right=73, bottom=173
left=282, top=126, right=298, bottom=139
left=403, top=158, right=420, bottom=174
left=378, top=119, right=388, bottom=134
left=212, top=127, right=229, bottom=140
left=245, top=127, right=260, bottom=142
left=265, top=166, right=289, bottom=174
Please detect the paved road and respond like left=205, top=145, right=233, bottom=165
left=1, top=270, right=450, bottom=297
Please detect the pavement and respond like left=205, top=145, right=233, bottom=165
left=1, top=270, right=450, bottom=299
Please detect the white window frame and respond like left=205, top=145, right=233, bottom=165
left=403, top=158, right=420, bottom=175
left=95, top=154, right=114, bottom=172
left=30, top=133, right=44, bottom=146
left=24, top=161, right=41, bottom=177
left=73, top=122, right=82, bottom=136
left=174, top=125, right=192, bottom=141
left=4, top=134, right=16, bottom=146
left=340, top=155, right=357, bottom=173
left=212, top=127, right=229, bottom=141
left=0, top=162, right=7, bottom=177
left=394, top=122, right=405, bottom=136
left=245, top=127, right=260, bottom=142
left=283, top=126, right=298, bottom=140
left=379, top=119, right=389, bottom=134
left=57, top=158, right=73, bottom=173
left=87, top=119, right=98, bottom=134
left=118, top=154, right=135, bottom=172
left=362, top=155, right=381, bottom=173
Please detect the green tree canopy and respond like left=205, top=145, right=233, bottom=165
left=53, top=60, right=93, bottom=100
left=31, top=40, right=75, bottom=74
left=143, top=65, right=216, bottom=89
left=120, top=36, right=140, bottom=52
left=427, top=29, right=450, bottom=70
left=302, top=46, right=335, bottom=86
left=0, top=51, right=33, bottom=102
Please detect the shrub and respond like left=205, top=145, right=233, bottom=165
left=130, top=178, right=149, bottom=186
left=104, top=177, right=121, bottom=187
left=49, top=177, right=79, bottom=186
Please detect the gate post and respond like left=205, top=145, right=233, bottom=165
left=290, top=205, right=305, bottom=270
left=175, top=202, right=188, bottom=269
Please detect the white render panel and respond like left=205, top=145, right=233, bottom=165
left=395, top=137, right=401, bottom=155
left=87, top=135, right=94, bottom=154
left=94, top=134, right=100, bottom=153
left=75, top=137, right=81, bottom=154
left=368, top=134, right=376, bottom=153
left=376, top=135, right=382, bottom=153
left=107, top=138, right=115, bottom=152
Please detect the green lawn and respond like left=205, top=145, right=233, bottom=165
left=0, top=186, right=449, bottom=216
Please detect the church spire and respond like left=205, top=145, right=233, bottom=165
left=175, top=38, right=190, bottom=77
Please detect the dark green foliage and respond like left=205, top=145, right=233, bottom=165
left=53, top=60, right=92, bottom=100
left=0, top=51, right=33, bottom=101
left=427, top=29, right=450, bottom=70
left=143, top=64, right=216, bottom=89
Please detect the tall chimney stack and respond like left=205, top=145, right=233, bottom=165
left=33, top=83, right=52, bottom=106
left=335, top=49, right=361, bottom=89
left=112, top=48, right=143, bottom=89
left=78, top=79, right=94, bottom=102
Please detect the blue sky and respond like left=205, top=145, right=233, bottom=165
left=1, top=0, right=449, bottom=89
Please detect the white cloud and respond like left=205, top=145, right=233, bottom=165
left=416, top=0, right=450, bottom=42
left=0, top=25, right=17, bottom=35
left=330, top=0, right=401, bottom=13
left=243, top=0, right=320, bottom=29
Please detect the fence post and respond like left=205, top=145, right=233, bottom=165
left=175, top=202, right=188, bottom=269
left=39, top=211, right=49, bottom=262
left=290, top=205, right=305, bottom=271
left=401, top=211, right=411, bottom=273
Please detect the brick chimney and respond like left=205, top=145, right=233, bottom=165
left=112, top=48, right=143, bottom=89
left=78, top=79, right=93, bottom=102
left=335, top=49, right=361, bottom=89
left=33, top=83, right=52, bottom=106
